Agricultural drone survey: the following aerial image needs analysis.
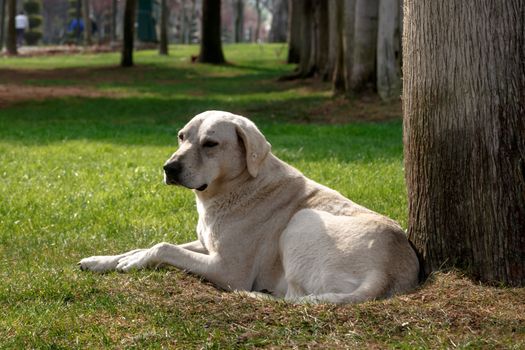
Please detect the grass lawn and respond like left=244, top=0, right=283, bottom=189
left=0, top=44, right=523, bottom=349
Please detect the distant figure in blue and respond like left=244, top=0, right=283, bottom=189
left=68, top=18, right=84, bottom=43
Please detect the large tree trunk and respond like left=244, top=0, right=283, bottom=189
left=376, top=0, right=401, bottom=101
left=159, top=0, right=168, bottom=55
left=269, top=0, right=288, bottom=43
left=350, top=0, right=378, bottom=92
left=82, top=0, right=92, bottom=45
left=287, top=0, right=301, bottom=63
left=5, top=0, right=16, bottom=55
left=403, top=1, right=525, bottom=286
left=198, top=0, right=225, bottom=64
left=121, top=0, right=137, bottom=67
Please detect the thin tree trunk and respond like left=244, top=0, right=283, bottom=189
left=179, top=0, right=186, bottom=44
left=297, top=0, right=314, bottom=77
left=159, top=0, right=168, bottom=55
left=351, top=0, right=379, bottom=92
left=404, top=1, right=525, bottom=286
left=327, top=0, right=338, bottom=82
left=287, top=0, right=301, bottom=63
left=254, top=0, right=261, bottom=42
left=0, top=0, right=6, bottom=51
left=82, top=0, right=92, bottom=45
left=198, top=0, right=225, bottom=64
left=5, top=0, right=16, bottom=55
left=316, top=0, right=330, bottom=80
left=269, top=0, right=287, bottom=42
left=121, top=0, right=137, bottom=67
left=111, top=0, right=117, bottom=43
left=376, top=0, right=401, bottom=101
left=234, top=0, right=244, bottom=43
left=343, top=0, right=356, bottom=95
left=332, top=0, right=345, bottom=95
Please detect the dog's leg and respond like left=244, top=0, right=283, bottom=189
left=78, top=240, right=207, bottom=273
left=114, top=242, right=244, bottom=290
left=78, top=249, right=147, bottom=273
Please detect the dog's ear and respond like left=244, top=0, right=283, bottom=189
left=234, top=118, right=271, bottom=177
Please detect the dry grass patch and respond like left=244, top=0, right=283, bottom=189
left=82, top=269, right=524, bottom=348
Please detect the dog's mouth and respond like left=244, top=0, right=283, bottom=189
left=195, top=184, right=208, bottom=191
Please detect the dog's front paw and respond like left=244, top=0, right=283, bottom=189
left=78, top=255, right=121, bottom=273
left=115, top=250, right=152, bottom=272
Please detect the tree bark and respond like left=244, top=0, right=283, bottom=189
left=403, top=1, right=525, bottom=286
left=159, top=0, right=168, bottom=55
left=269, top=0, right=288, bottom=43
left=198, top=0, right=225, bottom=64
left=331, top=0, right=346, bottom=95
left=287, top=0, right=301, bottom=63
left=376, top=0, right=401, bottom=101
left=82, top=0, right=92, bottom=45
left=5, top=0, right=16, bottom=55
left=350, top=0, right=378, bottom=92
left=121, top=0, right=137, bottom=67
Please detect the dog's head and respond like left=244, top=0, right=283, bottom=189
left=163, top=111, right=271, bottom=193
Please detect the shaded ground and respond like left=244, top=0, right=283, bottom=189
left=0, top=65, right=401, bottom=123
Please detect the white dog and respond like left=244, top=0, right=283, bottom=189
left=79, top=111, right=419, bottom=304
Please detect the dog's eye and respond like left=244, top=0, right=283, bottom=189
left=178, top=133, right=184, bottom=141
left=202, top=141, right=219, bottom=148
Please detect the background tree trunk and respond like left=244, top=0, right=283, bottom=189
left=350, top=0, right=378, bottom=92
left=316, top=0, right=330, bottom=80
left=121, top=0, right=137, bottom=67
left=327, top=0, right=338, bottom=82
left=296, top=0, right=314, bottom=78
left=159, top=0, right=168, bottom=55
left=0, top=0, right=6, bottom=51
left=343, top=0, right=356, bottom=95
left=254, top=0, right=261, bottom=42
left=111, top=0, right=117, bottom=43
left=287, top=0, right=301, bottom=63
left=198, top=0, right=225, bottom=64
left=403, top=0, right=525, bottom=286
left=376, top=0, right=401, bottom=101
left=331, top=0, right=345, bottom=95
left=5, top=0, right=16, bottom=55
left=82, top=0, right=92, bottom=45
left=269, top=0, right=288, bottom=43
left=233, top=0, right=244, bottom=43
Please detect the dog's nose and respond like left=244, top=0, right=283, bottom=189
left=163, top=161, right=182, bottom=175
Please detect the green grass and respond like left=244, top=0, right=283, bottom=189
left=0, top=44, right=523, bottom=349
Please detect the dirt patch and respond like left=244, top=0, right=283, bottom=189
left=0, top=84, right=121, bottom=107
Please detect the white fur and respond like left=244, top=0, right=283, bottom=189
left=79, top=111, right=419, bottom=304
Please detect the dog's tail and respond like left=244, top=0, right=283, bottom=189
left=288, top=270, right=394, bottom=305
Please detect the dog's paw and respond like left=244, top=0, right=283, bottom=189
left=115, top=251, right=151, bottom=272
left=78, top=256, right=120, bottom=273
